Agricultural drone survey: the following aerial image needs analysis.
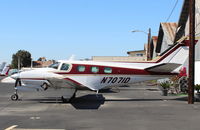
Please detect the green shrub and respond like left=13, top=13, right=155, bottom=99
left=160, top=81, right=171, bottom=90
left=195, top=84, right=200, bottom=93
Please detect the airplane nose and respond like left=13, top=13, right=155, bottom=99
left=11, top=73, right=20, bottom=79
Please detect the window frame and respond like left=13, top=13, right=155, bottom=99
left=91, top=66, right=99, bottom=73
left=136, top=53, right=144, bottom=57
left=59, top=63, right=72, bottom=72
left=77, top=65, right=86, bottom=72
left=104, top=67, right=112, bottom=74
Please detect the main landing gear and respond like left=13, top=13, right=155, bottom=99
left=11, top=78, right=21, bottom=101
left=61, top=90, right=77, bottom=103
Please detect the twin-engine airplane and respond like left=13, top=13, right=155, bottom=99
left=1, top=40, right=193, bottom=102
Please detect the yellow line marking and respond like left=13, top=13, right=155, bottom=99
left=4, top=125, right=18, bottom=130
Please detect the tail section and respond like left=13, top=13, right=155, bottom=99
left=0, top=66, right=10, bottom=76
left=156, top=40, right=193, bottom=64
left=0, top=62, right=6, bottom=72
left=146, top=40, right=198, bottom=73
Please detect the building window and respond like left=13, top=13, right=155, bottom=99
left=104, top=67, right=112, bottom=73
left=60, top=63, right=70, bottom=71
left=91, top=66, right=99, bottom=73
left=136, top=53, right=144, bottom=57
left=77, top=66, right=85, bottom=72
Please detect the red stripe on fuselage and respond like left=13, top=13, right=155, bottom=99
left=55, top=64, right=178, bottom=75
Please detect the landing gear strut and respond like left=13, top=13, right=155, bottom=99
left=11, top=78, right=21, bottom=101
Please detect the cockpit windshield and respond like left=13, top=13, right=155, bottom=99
left=48, top=62, right=60, bottom=69
left=60, top=63, right=70, bottom=71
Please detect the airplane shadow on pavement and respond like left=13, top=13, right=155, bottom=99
left=24, top=94, right=106, bottom=110
left=70, top=94, right=105, bottom=110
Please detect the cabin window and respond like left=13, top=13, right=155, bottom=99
left=104, top=67, right=112, bottom=73
left=60, top=63, right=70, bottom=71
left=91, top=66, right=99, bottom=73
left=77, top=66, right=85, bottom=72
left=48, top=62, right=60, bottom=69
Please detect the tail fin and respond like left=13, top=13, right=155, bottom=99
left=0, top=62, right=6, bottom=72
left=156, top=40, right=197, bottom=65
left=1, top=66, right=10, bottom=76
left=146, top=40, right=198, bottom=73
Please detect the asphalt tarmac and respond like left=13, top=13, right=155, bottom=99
left=1, top=76, right=200, bottom=130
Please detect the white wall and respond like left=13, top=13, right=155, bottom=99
left=195, top=61, right=200, bottom=84
left=184, top=0, right=200, bottom=61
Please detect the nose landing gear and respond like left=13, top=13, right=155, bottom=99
left=11, top=78, right=21, bottom=101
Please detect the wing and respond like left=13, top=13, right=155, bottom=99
left=47, top=77, right=84, bottom=89
left=145, top=63, right=181, bottom=73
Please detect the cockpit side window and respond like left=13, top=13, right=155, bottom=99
left=48, top=62, right=60, bottom=69
left=60, top=63, right=70, bottom=71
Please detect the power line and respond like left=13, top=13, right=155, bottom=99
left=166, top=0, right=179, bottom=22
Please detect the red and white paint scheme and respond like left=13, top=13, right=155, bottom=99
left=1, top=40, right=194, bottom=102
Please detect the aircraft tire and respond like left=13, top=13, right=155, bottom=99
left=61, top=92, right=76, bottom=103
left=11, top=94, right=18, bottom=101
left=61, top=96, right=70, bottom=103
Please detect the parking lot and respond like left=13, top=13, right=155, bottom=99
left=1, top=76, right=200, bottom=130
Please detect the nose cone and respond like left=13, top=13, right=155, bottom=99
left=10, top=73, right=20, bottom=80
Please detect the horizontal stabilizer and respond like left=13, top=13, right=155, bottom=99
left=1, top=77, right=16, bottom=83
left=145, top=63, right=181, bottom=73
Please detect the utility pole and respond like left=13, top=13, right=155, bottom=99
left=147, top=28, right=151, bottom=61
left=131, top=28, right=151, bottom=61
left=188, top=0, right=195, bottom=104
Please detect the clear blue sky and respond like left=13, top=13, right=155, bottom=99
left=0, top=0, right=183, bottom=63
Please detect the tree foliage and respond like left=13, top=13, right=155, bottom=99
left=11, top=50, right=32, bottom=69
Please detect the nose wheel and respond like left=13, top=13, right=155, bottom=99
left=11, top=94, right=18, bottom=101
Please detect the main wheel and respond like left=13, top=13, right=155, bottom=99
left=61, top=96, right=69, bottom=103
left=11, top=94, right=18, bottom=101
